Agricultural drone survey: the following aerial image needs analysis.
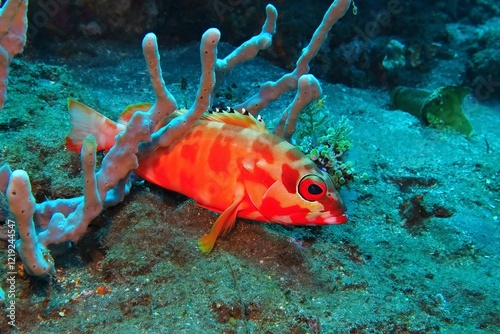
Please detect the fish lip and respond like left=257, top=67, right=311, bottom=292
left=325, top=213, right=348, bottom=224
left=299, top=212, right=348, bottom=225
left=274, top=212, right=349, bottom=225
left=337, top=213, right=348, bottom=223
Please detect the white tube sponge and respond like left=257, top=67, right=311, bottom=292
left=0, top=164, right=12, bottom=194
left=142, top=33, right=178, bottom=124
left=274, top=74, right=322, bottom=141
left=152, top=28, right=220, bottom=149
left=0, top=0, right=28, bottom=110
left=213, top=4, right=277, bottom=93
left=235, top=0, right=352, bottom=115
left=37, top=135, right=101, bottom=245
left=7, top=170, right=55, bottom=276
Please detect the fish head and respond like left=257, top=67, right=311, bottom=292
left=248, top=164, right=348, bottom=225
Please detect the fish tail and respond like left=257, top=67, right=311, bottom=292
left=65, top=99, right=123, bottom=152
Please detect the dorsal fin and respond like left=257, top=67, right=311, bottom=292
left=118, top=106, right=268, bottom=133
left=118, top=103, right=153, bottom=126
left=201, top=108, right=267, bottom=132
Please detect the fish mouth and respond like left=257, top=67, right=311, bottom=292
left=304, top=211, right=348, bottom=225
left=283, top=211, right=348, bottom=225
left=324, top=213, right=348, bottom=224
left=268, top=209, right=349, bottom=226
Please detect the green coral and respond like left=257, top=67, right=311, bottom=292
left=295, top=96, right=330, bottom=137
left=295, top=97, right=365, bottom=189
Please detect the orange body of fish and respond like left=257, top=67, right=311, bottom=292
left=65, top=99, right=348, bottom=252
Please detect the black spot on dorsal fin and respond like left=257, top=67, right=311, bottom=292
left=200, top=107, right=267, bottom=132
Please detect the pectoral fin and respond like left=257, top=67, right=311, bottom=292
left=198, top=186, right=244, bottom=253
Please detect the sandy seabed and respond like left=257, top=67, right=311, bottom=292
left=0, top=36, right=498, bottom=333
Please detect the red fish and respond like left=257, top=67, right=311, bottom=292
left=66, top=99, right=348, bottom=252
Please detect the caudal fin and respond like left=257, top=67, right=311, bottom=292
left=65, top=99, right=124, bottom=152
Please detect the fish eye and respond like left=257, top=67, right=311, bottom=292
left=298, top=175, right=327, bottom=201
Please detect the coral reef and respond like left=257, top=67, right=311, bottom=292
left=26, top=0, right=500, bottom=103
left=0, top=1, right=498, bottom=332
left=464, top=17, right=500, bottom=100
left=0, top=0, right=353, bottom=304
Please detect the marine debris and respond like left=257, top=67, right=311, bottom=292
left=390, top=85, right=473, bottom=136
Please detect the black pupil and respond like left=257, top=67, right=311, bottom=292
left=308, top=183, right=323, bottom=195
